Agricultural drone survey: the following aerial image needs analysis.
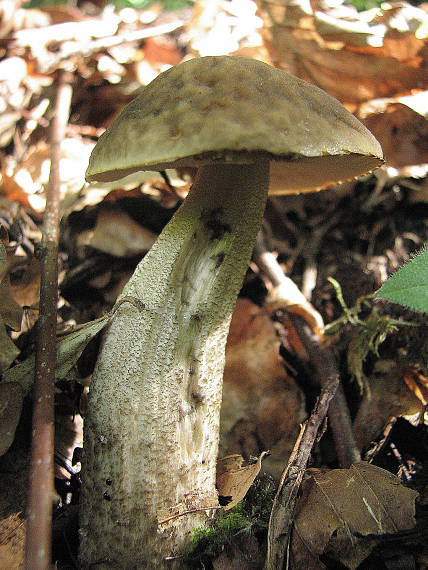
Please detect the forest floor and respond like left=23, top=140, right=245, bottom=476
left=0, top=0, right=427, bottom=568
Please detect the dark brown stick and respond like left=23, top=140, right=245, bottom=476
left=25, top=71, right=73, bottom=570
left=253, top=232, right=360, bottom=467
left=265, top=321, right=340, bottom=570
left=291, top=314, right=361, bottom=468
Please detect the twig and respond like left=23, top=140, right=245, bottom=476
left=253, top=234, right=359, bottom=466
left=265, top=342, right=339, bottom=570
left=265, top=316, right=361, bottom=569
left=290, top=314, right=361, bottom=468
left=25, top=71, right=73, bottom=570
left=301, top=215, right=340, bottom=300
left=253, top=231, right=324, bottom=331
left=15, top=19, right=185, bottom=73
left=158, top=506, right=221, bottom=525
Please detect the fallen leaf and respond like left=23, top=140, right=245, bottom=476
left=0, top=317, right=20, bottom=374
left=220, top=298, right=306, bottom=478
left=0, top=277, right=23, bottom=333
left=82, top=204, right=157, bottom=258
left=353, top=360, right=425, bottom=450
left=143, top=34, right=183, bottom=67
left=266, top=279, right=324, bottom=332
left=2, top=312, right=109, bottom=396
left=0, top=511, right=25, bottom=570
left=216, top=451, right=270, bottom=510
left=292, top=462, right=418, bottom=569
left=0, top=382, right=23, bottom=456
left=1, top=163, right=31, bottom=209
left=0, top=240, right=21, bottom=372
left=1, top=295, right=147, bottom=395
left=2, top=138, right=94, bottom=214
left=362, top=100, right=428, bottom=167
left=257, top=0, right=427, bottom=104
left=402, top=366, right=428, bottom=407
left=216, top=454, right=244, bottom=476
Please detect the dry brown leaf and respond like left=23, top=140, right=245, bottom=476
left=403, top=366, right=428, bottom=407
left=0, top=382, right=23, bottom=456
left=8, top=257, right=41, bottom=320
left=0, top=510, right=25, bottom=570
left=1, top=163, right=31, bottom=209
left=216, top=454, right=244, bottom=476
left=216, top=451, right=269, bottom=510
left=0, top=320, right=19, bottom=373
left=353, top=360, right=425, bottom=451
left=257, top=0, right=427, bottom=104
left=0, top=240, right=21, bottom=372
left=292, top=462, right=418, bottom=569
left=265, top=279, right=324, bottom=332
left=143, top=34, right=183, bottom=67
left=0, top=274, right=22, bottom=333
left=80, top=204, right=157, bottom=258
left=362, top=100, right=428, bottom=167
left=220, top=298, right=306, bottom=478
left=2, top=138, right=94, bottom=213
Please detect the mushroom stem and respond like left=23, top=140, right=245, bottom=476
left=79, top=161, right=270, bottom=567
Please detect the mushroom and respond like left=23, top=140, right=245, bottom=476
left=80, top=56, right=383, bottom=567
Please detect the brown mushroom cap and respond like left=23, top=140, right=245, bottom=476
left=86, top=56, right=383, bottom=192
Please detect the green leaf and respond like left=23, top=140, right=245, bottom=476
left=374, top=250, right=428, bottom=313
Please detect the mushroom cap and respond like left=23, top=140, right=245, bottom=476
left=86, top=56, right=383, bottom=193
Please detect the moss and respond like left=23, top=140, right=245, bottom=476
left=180, top=473, right=277, bottom=568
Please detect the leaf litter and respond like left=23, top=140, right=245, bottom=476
left=0, top=0, right=426, bottom=567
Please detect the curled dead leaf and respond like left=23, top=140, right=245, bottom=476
left=403, top=366, right=428, bottom=407
left=0, top=239, right=22, bottom=372
left=216, top=451, right=270, bottom=510
left=362, top=99, right=428, bottom=167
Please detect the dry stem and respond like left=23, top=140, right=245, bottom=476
left=265, top=319, right=340, bottom=570
left=25, top=70, right=72, bottom=570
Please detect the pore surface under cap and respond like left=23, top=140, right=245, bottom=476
left=86, top=56, right=383, bottom=189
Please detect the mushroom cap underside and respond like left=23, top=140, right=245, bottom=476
left=86, top=56, right=383, bottom=193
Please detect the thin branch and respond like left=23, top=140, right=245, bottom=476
left=253, top=232, right=360, bottom=467
left=265, top=321, right=340, bottom=570
left=25, top=71, right=73, bottom=570
left=158, top=506, right=221, bottom=526
left=253, top=231, right=324, bottom=331
left=290, top=314, right=361, bottom=468
left=14, top=19, right=185, bottom=73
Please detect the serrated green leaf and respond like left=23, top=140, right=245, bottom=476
left=374, top=250, right=428, bottom=313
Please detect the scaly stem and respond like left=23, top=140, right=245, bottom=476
left=79, top=162, right=269, bottom=567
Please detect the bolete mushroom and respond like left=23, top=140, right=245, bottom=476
left=80, top=55, right=383, bottom=567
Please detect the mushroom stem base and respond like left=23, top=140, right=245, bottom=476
left=79, top=161, right=270, bottom=568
